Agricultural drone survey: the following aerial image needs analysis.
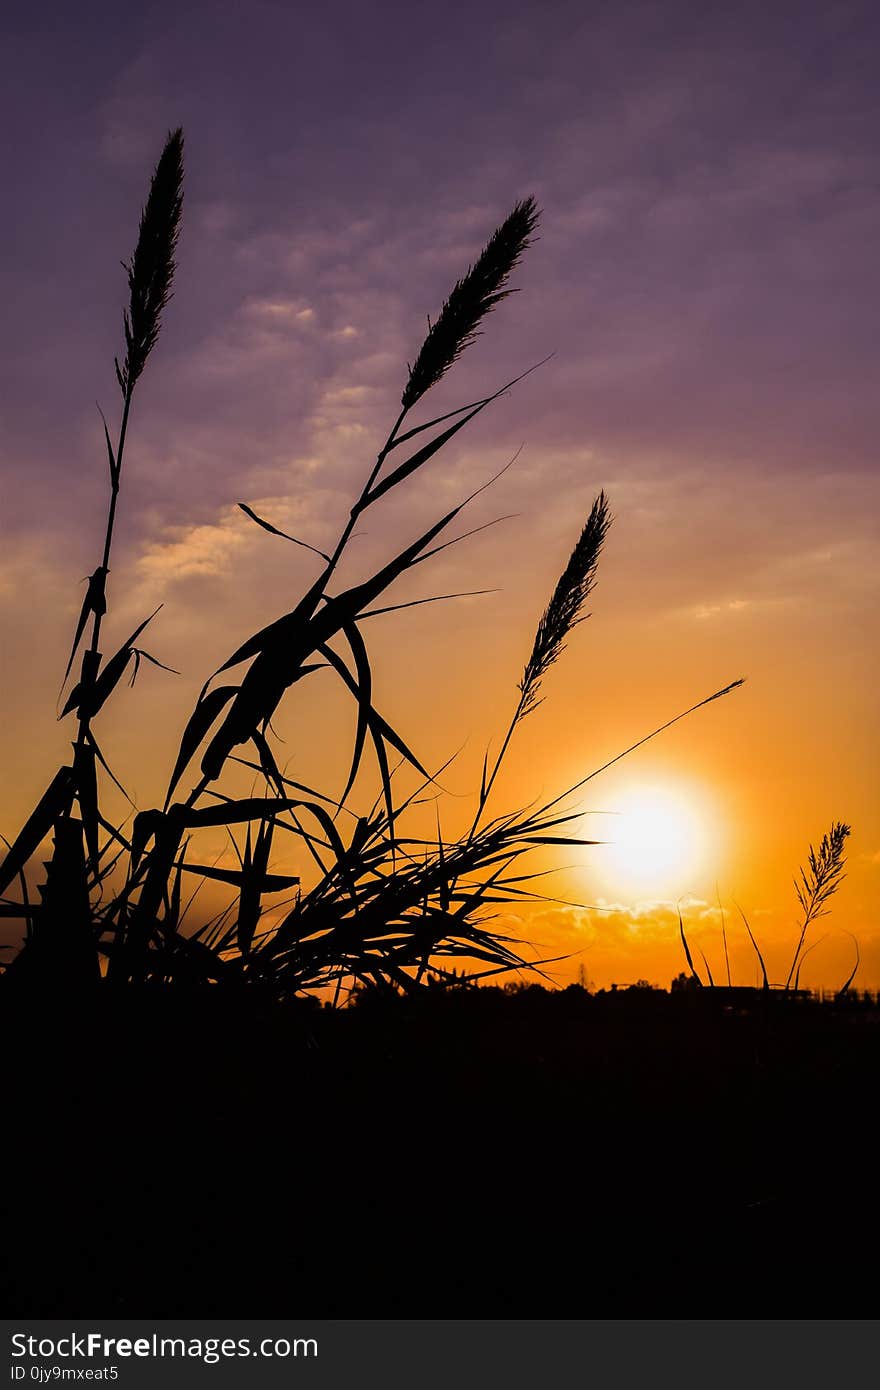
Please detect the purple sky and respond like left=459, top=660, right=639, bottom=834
left=5, top=1, right=880, bottom=493
left=2, top=0, right=879, bottom=985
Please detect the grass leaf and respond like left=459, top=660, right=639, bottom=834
left=0, top=767, right=75, bottom=898
left=238, top=503, right=331, bottom=562
left=165, top=685, right=239, bottom=805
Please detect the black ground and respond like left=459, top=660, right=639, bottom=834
left=2, top=983, right=877, bottom=1316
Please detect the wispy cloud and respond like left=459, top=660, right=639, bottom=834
left=137, top=518, right=248, bottom=582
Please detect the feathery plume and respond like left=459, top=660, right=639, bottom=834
left=116, top=127, right=184, bottom=397
left=401, top=196, right=540, bottom=410
left=465, top=491, right=611, bottom=843
left=518, top=490, right=611, bottom=717
left=785, top=820, right=850, bottom=989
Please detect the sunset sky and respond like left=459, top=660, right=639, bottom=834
left=2, top=0, right=878, bottom=989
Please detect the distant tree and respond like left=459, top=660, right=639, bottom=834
left=671, top=971, right=701, bottom=993
left=576, top=962, right=593, bottom=992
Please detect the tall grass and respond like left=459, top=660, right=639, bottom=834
left=0, top=129, right=743, bottom=998
left=678, top=822, right=854, bottom=994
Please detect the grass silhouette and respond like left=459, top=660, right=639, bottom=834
left=677, top=821, right=855, bottom=993
left=0, top=128, right=876, bottom=1325
left=0, top=127, right=745, bottom=998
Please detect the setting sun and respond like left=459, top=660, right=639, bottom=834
left=594, top=784, right=714, bottom=897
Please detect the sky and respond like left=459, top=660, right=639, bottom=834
left=2, top=0, right=879, bottom=988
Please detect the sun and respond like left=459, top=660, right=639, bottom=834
left=594, top=782, right=713, bottom=897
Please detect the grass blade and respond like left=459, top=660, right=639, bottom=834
left=678, top=908, right=702, bottom=986
left=0, top=767, right=75, bottom=897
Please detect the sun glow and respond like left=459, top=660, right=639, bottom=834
left=594, top=783, right=714, bottom=897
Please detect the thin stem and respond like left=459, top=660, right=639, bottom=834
left=466, top=694, right=526, bottom=844
left=95, top=394, right=132, bottom=638
left=326, top=407, right=407, bottom=575
left=786, top=912, right=818, bottom=992
left=74, top=390, right=133, bottom=755
left=717, top=887, right=731, bottom=987
left=539, top=681, right=744, bottom=820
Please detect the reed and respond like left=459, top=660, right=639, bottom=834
left=401, top=197, right=539, bottom=410
left=0, top=129, right=745, bottom=998
left=466, top=491, right=611, bottom=843
left=0, top=130, right=184, bottom=981
left=678, top=822, right=853, bottom=994
left=785, top=821, right=850, bottom=990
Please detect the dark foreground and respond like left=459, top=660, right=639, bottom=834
left=2, top=983, right=878, bottom=1316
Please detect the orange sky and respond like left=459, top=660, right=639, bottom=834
left=3, top=372, right=877, bottom=990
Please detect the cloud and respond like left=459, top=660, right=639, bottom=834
left=242, top=298, right=317, bottom=325
left=0, top=533, right=68, bottom=609
left=133, top=487, right=343, bottom=592
left=137, top=517, right=248, bottom=582
left=693, top=598, right=753, bottom=621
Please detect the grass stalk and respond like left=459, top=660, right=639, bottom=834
left=467, top=491, right=611, bottom=841
left=784, top=822, right=850, bottom=991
